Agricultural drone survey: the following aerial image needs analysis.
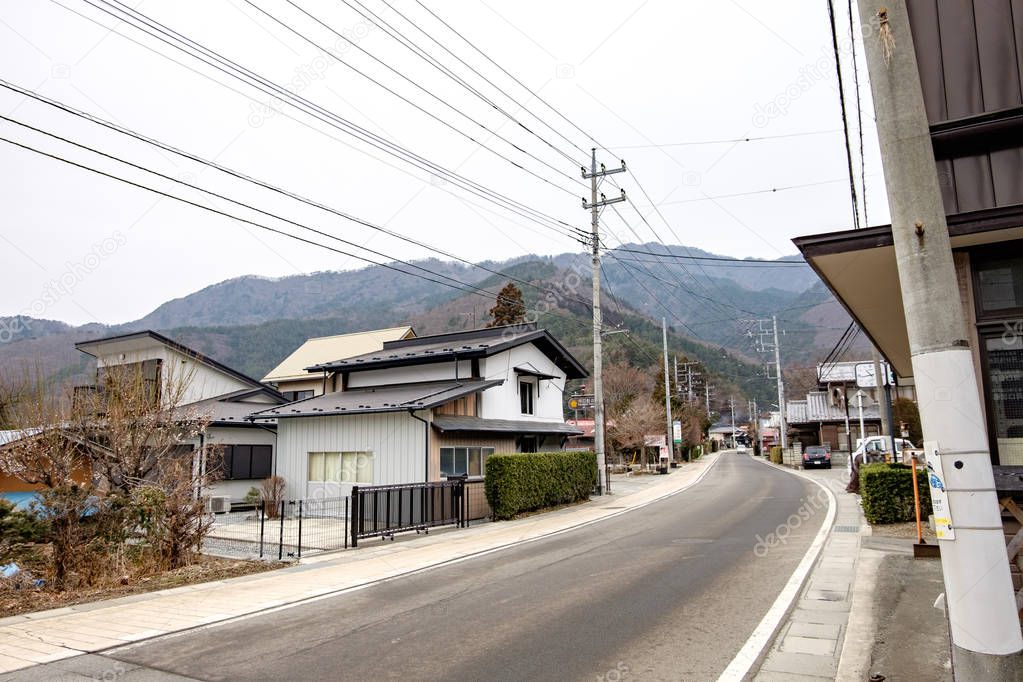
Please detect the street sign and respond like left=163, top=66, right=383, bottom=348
left=924, top=441, right=955, bottom=540
left=854, top=362, right=894, bottom=388
left=672, top=420, right=682, bottom=444
left=569, top=394, right=595, bottom=410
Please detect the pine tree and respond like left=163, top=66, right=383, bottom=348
left=486, top=282, right=527, bottom=327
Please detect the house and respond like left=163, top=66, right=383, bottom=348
left=708, top=424, right=739, bottom=448
left=74, top=331, right=287, bottom=502
left=785, top=360, right=917, bottom=451
left=249, top=324, right=586, bottom=499
left=262, top=326, right=416, bottom=401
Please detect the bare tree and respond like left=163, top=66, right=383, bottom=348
left=602, top=362, right=652, bottom=416
left=606, top=397, right=663, bottom=467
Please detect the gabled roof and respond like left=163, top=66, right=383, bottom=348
left=249, top=379, right=503, bottom=420
left=307, top=324, right=588, bottom=380
left=262, top=326, right=415, bottom=383
left=75, top=330, right=266, bottom=390
left=176, top=386, right=287, bottom=426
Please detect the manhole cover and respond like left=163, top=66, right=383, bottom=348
left=833, top=525, right=860, bottom=533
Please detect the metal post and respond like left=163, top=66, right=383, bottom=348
left=259, top=500, right=265, bottom=559
left=856, top=390, right=866, bottom=442
left=350, top=486, right=360, bottom=548
left=857, top=3, right=1023, bottom=673
left=277, top=500, right=285, bottom=561
left=772, top=315, right=788, bottom=449
left=344, top=496, right=349, bottom=550
left=297, top=500, right=303, bottom=559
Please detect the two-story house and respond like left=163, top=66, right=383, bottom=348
left=249, top=324, right=586, bottom=500
left=75, top=330, right=287, bottom=503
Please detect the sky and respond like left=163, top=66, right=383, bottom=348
left=0, top=0, right=889, bottom=326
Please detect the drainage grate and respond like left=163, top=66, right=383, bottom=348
left=833, top=525, right=860, bottom=533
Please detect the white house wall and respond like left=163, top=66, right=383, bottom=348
left=480, top=346, right=566, bottom=422
left=346, top=361, right=459, bottom=387
left=203, top=425, right=277, bottom=501
left=95, top=347, right=251, bottom=406
left=275, top=412, right=426, bottom=500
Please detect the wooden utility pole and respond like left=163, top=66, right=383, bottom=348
left=582, top=149, right=626, bottom=494
left=856, top=2, right=1022, bottom=676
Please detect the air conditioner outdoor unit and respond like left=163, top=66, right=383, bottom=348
left=204, top=496, right=232, bottom=514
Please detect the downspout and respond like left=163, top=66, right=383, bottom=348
left=408, top=409, right=430, bottom=483
left=196, top=431, right=205, bottom=501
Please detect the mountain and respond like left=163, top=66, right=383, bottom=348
left=0, top=244, right=864, bottom=411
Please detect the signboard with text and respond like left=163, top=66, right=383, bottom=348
left=924, top=441, right=955, bottom=540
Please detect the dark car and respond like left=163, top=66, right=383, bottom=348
left=802, top=445, right=831, bottom=469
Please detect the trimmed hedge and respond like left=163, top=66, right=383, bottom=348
left=769, top=446, right=783, bottom=464
left=860, top=463, right=932, bottom=524
left=485, top=451, right=597, bottom=520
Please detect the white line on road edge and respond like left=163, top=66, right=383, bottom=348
left=103, top=454, right=726, bottom=656
left=717, top=456, right=838, bottom=682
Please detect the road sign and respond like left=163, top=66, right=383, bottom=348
left=854, top=362, right=894, bottom=388
left=924, top=441, right=955, bottom=540
left=569, top=394, right=595, bottom=410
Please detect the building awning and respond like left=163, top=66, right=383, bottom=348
left=513, top=365, right=560, bottom=381
left=431, top=415, right=583, bottom=436
left=792, top=204, right=1023, bottom=378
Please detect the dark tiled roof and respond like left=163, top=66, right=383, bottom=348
left=249, top=380, right=503, bottom=419
left=431, top=415, right=583, bottom=435
left=306, top=325, right=587, bottom=380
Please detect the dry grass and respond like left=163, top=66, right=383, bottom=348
left=0, top=552, right=281, bottom=618
left=870, top=520, right=937, bottom=541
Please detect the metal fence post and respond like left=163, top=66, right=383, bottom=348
left=259, top=500, right=265, bottom=558
left=344, top=496, right=349, bottom=550
left=350, top=486, right=360, bottom=548
left=278, top=500, right=285, bottom=561
left=297, top=500, right=303, bottom=559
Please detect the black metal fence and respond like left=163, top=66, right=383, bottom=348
left=350, top=477, right=492, bottom=547
left=203, top=480, right=495, bottom=559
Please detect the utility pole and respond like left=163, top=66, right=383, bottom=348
left=772, top=315, right=788, bottom=449
left=704, top=383, right=712, bottom=416
left=582, top=149, right=626, bottom=494
left=857, top=2, right=1022, bottom=675
left=729, top=395, right=736, bottom=448
left=661, top=318, right=673, bottom=461
left=871, top=348, right=894, bottom=454
left=687, top=364, right=695, bottom=403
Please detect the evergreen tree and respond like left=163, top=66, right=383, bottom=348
left=487, top=282, right=527, bottom=327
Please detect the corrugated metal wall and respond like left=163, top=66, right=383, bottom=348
left=908, top=0, right=1023, bottom=213
left=275, top=412, right=426, bottom=499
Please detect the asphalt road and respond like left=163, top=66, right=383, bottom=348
left=19, top=454, right=825, bottom=681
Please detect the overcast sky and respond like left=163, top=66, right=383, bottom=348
left=0, top=0, right=888, bottom=326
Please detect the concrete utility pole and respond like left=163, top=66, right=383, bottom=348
left=582, top=149, right=626, bottom=494
left=772, top=315, right=788, bottom=449
left=704, top=383, right=712, bottom=416
left=856, top=390, right=866, bottom=442
left=729, top=395, right=736, bottom=448
left=662, top=318, right=673, bottom=460
left=857, top=2, right=1023, bottom=675
left=871, top=347, right=894, bottom=454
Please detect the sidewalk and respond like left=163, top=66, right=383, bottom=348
left=751, top=461, right=951, bottom=681
left=753, top=465, right=859, bottom=681
left=0, top=454, right=720, bottom=675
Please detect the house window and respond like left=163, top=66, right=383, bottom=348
left=282, top=390, right=314, bottom=402
left=440, top=446, right=493, bottom=478
left=307, top=452, right=373, bottom=483
left=220, top=445, right=273, bottom=480
left=519, top=436, right=538, bottom=453
left=980, top=331, right=1023, bottom=465
left=519, top=380, right=535, bottom=415
left=974, top=252, right=1023, bottom=319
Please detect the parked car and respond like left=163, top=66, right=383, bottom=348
left=851, top=436, right=916, bottom=465
left=736, top=444, right=747, bottom=453
left=802, top=445, right=831, bottom=469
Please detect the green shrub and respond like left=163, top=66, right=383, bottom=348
left=860, top=463, right=932, bottom=524
left=485, top=451, right=597, bottom=520
left=769, top=446, right=783, bottom=464
left=0, top=498, right=49, bottom=545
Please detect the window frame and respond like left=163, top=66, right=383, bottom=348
left=439, top=446, right=493, bottom=479
left=220, top=444, right=273, bottom=480
left=971, top=247, right=1023, bottom=322
left=307, top=451, right=374, bottom=483
left=519, top=380, right=535, bottom=415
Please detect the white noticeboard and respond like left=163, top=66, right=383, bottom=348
left=924, top=441, right=955, bottom=540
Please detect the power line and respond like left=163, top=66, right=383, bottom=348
left=630, top=176, right=866, bottom=207
left=847, top=0, right=868, bottom=225
left=71, top=0, right=585, bottom=242
left=827, top=0, right=861, bottom=230
left=250, top=0, right=586, bottom=192
left=605, top=129, right=842, bottom=149
left=608, top=248, right=809, bottom=266
left=0, top=92, right=596, bottom=312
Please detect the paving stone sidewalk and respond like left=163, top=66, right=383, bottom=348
left=754, top=466, right=863, bottom=681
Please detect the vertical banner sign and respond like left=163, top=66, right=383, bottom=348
left=672, top=420, right=682, bottom=444
left=923, top=441, right=955, bottom=540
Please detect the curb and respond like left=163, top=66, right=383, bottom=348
left=717, top=455, right=839, bottom=682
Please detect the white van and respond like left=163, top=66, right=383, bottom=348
left=850, top=436, right=917, bottom=470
